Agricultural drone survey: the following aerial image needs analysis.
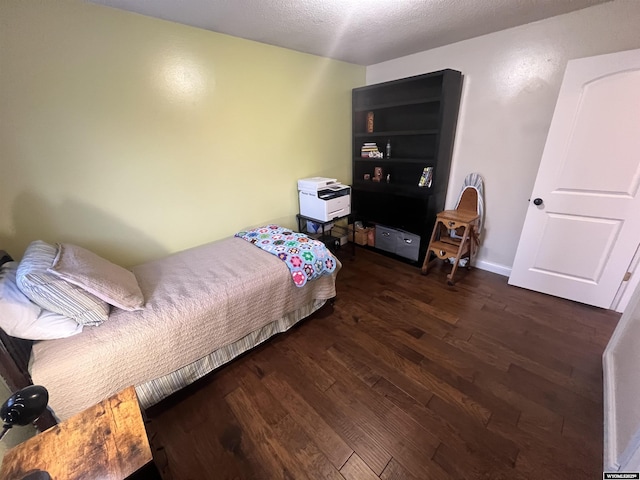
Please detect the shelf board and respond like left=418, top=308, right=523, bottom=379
left=355, top=129, right=438, bottom=137
left=354, top=97, right=441, bottom=112
left=352, top=180, right=432, bottom=198
left=354, top=157, right=434, bottom=165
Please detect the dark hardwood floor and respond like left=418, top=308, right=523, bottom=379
left=147, top=247, right=620, bottom=479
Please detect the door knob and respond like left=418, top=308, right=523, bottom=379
left=533, top=198, right=543, bottom=206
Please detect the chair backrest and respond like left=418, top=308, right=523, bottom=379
left=456, top=186, right=478, bottom=213
left=454, top=173, right=485, bottom=237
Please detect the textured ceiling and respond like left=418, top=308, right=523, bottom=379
left=87, top=0, right=612, bottom=65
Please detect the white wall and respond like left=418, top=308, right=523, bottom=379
left=366, top=0, right=640, bottom=275
left=604, top=280, right=640, bottom=471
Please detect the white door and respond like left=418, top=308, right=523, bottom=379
left=509, top=48, right=640, bottom=310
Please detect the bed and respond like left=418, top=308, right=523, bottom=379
left=0, top=228, right=340, bottom=425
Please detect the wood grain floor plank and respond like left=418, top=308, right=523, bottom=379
left=234, top=364, right=289, bottom=426
left=322, top=378, right=449, bottom=480
left=326, top=344, right=383, bottom=387
left=465, top=330, right=602, bottom=403
left=270, top=414, right=344, bottom=480
left=432, top=442, right=529, bottom=480
left=506, top=363, right=602, bottom=419
left=486, top=403, right=599, bottom=479
left=328, top=306, right=494, bottom=426
left=474, top=369, right=565, bottom=434
left=272, top=337, right=337, bottom=392
left=372, top=376, right=520, bottom=473
left=380, top=288, right=461, bottom=325
left=461, top=318, right=576, bottom=377
left=355, top=290, right=459, bottom=340
left=340, top=453, right=380, bottom=480
left=344, top=298, right=519, bottom=432
left=259, top=372, right=353, bottom=470
left=319, top=382, right=427, bottom=478
left=379, top=457, right=420, bottom=480
left=347, top=298, right=477, bottom=380
left=328, top=373, right=441, bottom=456
left=443, top=332, right=512, bottom=372
left=561, top=413, right=603, bottom=458
left=150, top=390, right=258, bottom=480
left=225, top=386, right=311, bottom=479
left=300, top=319, right=436, bottom=408
left=426, top=394, right=520, bottom=466
left=253, top=349, right=392, bottom=475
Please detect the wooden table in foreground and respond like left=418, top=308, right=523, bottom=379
left=0, top=386, right=161, bottom=480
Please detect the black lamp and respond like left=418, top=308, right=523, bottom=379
left=0, top=385, right=49, bottom=440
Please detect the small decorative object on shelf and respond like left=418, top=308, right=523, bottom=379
left=373, top=166, right=384, bottom=182
left=418, top=167, right=434, bottom=188
left=386, top=139, right=392, bottom=158
left=364, top=173, right=371, bottom=180
left=386, top=173, right=391, bottom=183
left=367, top=111, right=374, bottom=133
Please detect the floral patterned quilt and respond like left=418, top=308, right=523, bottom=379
left=235, top=225, right=337, bottom=287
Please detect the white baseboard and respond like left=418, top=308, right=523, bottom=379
left=474, top=260, right=512, bottom=277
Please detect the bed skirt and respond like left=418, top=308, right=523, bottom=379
left=135, top=298, right=327, bottom=409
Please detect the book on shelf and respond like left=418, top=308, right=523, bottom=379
left=361, top=143, right=380, bottom=153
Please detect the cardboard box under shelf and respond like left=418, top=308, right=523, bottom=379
left=332, top=225, right=348, bottom=236
left=348, top=224, right=370, bottom=246
left=331, top=231, right=348, bottom=246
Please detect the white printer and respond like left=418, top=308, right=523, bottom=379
left=298, top=177, right=351, bottom=222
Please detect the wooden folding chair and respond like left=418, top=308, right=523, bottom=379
left=422, top=187, right=480, bottom=285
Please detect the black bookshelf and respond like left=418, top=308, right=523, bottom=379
left=352, top=69, right=463, bottom=265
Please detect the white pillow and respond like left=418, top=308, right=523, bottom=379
left=0, top=262, right=83, bottom=340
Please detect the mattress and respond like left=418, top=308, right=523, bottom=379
left=29, top=236, right=339, bottom=420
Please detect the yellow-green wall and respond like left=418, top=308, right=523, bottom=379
left=0, top=0, right=365, bottom=265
